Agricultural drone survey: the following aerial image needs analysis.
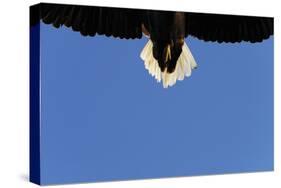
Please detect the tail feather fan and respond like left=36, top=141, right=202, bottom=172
left=140, top=40, right=197, bottom=88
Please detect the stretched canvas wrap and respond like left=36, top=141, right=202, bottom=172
left=30, top=3, right=274, bottom=185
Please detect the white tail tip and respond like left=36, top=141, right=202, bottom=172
left=140, top=40, right=197, bottom=88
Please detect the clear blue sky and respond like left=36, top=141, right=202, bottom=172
left=38, top=21, right=273, bottom=185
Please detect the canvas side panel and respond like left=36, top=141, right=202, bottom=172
left=29, top=3, right=41, bottom=185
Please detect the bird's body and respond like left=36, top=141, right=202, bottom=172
left=30, top=3, right=273, bottom=88
left=141, top=11, right=197, bottom=88
left=140, top=11, right=197, bottom=87
left=143, top=11, right=186, bottom=73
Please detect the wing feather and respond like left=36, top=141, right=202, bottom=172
left=32, top=3, right=273, bottom=42
left=185, top=13, right=273, bottom=43
left=33, top=3, right=143, bottom=39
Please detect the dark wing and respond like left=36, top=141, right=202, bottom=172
left=185, top=13, right=273, bottom=43
left=30, top=3, right=144, bottom=39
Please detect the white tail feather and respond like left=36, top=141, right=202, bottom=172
left=140, top=40, right=197, bottom=88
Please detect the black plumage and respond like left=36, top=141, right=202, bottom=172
left=30, top=3, right=273, bottom=74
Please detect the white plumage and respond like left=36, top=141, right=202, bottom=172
left=140, top=40, right=197, bottom=88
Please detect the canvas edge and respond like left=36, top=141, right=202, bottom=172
left=29, top=3, right=41, bottom=185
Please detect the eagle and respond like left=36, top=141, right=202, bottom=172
left=30, top=3, right=273, bottom=88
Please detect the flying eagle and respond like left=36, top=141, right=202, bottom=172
left=30, top=3, right=273, bottom=88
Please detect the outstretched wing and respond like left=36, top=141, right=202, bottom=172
left=185, top=13, right=273, bottom=43
left=30, top=3, right=144, bottom=39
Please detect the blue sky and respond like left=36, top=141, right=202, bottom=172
left=38, top=21, right=273, bottom=185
